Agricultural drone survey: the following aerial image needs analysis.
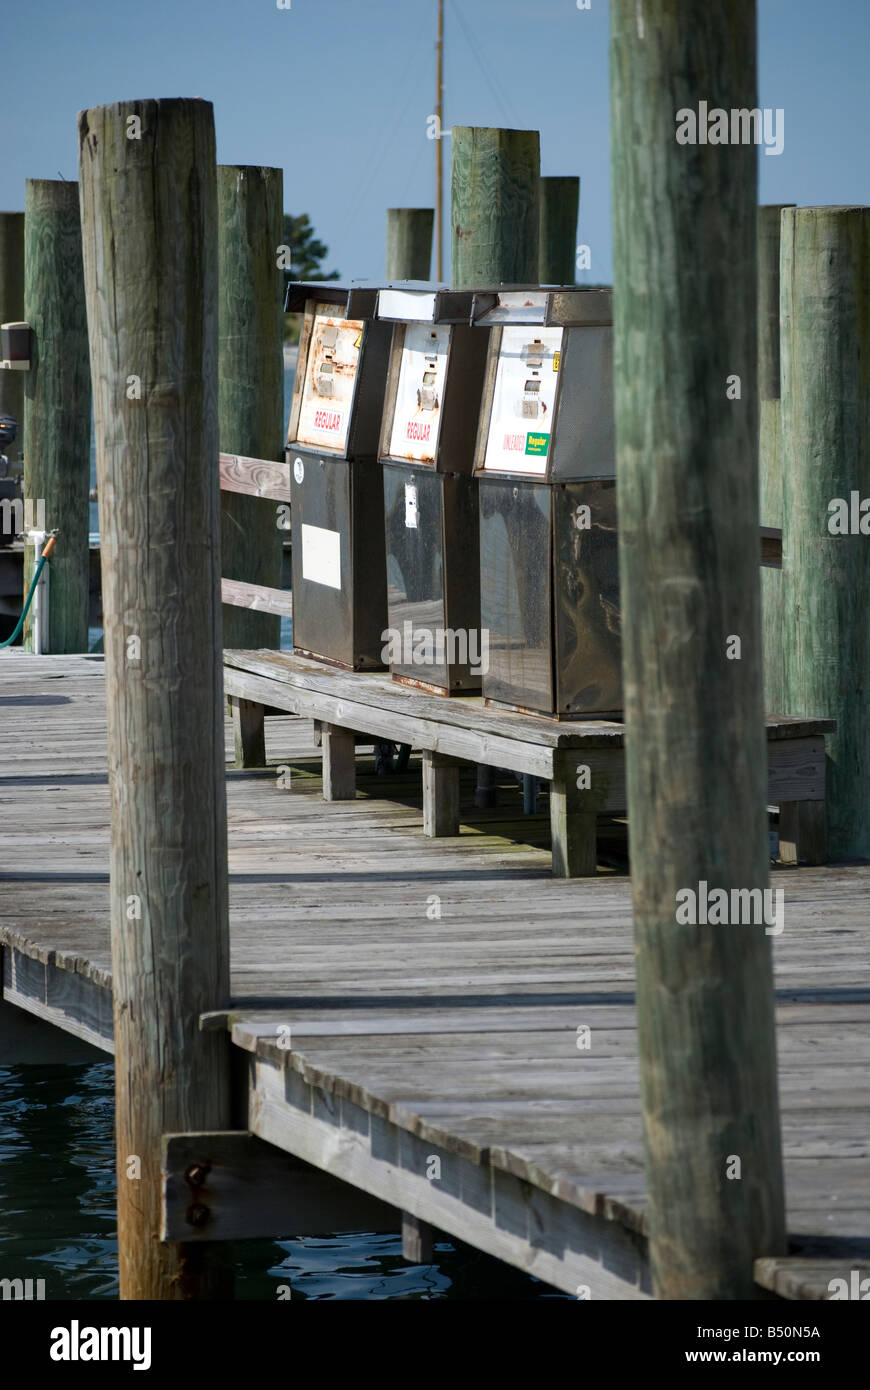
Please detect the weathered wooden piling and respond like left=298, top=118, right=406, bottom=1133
left=610, top=0, right=786, bottom=1298
left=759, top=205, right=793, bottom=714
left=218, top=165, right=284, bottom=650
left=451, top=127, right=540, bottom=810
left=78, top=97, right=232, bottom=1299
left=386, top=208, right=434, bottom=280
left=539, top=176, right=580, bottom=285
left=450, top=127, right=540, bottom=290
left=781, top=206, right=870, bottom=861
left=22, top=181, right=91, bottom=652
left=0, top=212, right=25, bottom=458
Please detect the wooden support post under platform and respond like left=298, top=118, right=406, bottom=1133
left=550, top=749, right=597, bottom=878
left=402, top=1212, right=435, bottom=1264
left=778, top=800, right=827, bottom=867
left=422, top=750, right=460, bottom=837
left=321, top=722, right=357, bottom=800
left=230, top=696, right=266, bottom=769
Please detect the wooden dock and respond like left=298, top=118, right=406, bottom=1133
left=2, top=649, right=868, bottom=1300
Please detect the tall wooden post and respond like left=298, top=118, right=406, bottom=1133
left=539, top=176, right=580, bottom=285
left=450, top=127, right=540, bottom=291
left=386, top=208, right=434, bottom=280
left=610, top=1, right=786, bottom=1298
left=759, top=205, right=793, bottom=714
left=217, top=165, right=284, bottom=650
left=0, top=212, right=25, bottom=461
left=79, top=97, right=232, bottom=1299
left=781, top=206, right=870, bottom=860
left=451, top=128, right=539, bottom=809
left=22, top=182, right=91, bottom=652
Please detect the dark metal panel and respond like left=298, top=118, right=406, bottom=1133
left=479, top=478, right=553, bottom=712
left=436, top=326, right=490, bottom=476
left=289, top=448, right=355, bottom=669
left=350, top=458, right=389, bottom=670
left=346, top=319, right=393, bottom=461
left=383, top=464, right=448, bottom=690
left=549, top=326, right=616, bottom=482
left=441, top=471, right=482, bottom=692
left=553, top=479, right=622, bottom=716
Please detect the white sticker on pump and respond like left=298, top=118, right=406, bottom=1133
left=405, top=482, right=418, bottom=528
left=301, top=523, right=341, bottom=590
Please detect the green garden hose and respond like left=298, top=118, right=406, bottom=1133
left=0, top=534, right=57, bottom=649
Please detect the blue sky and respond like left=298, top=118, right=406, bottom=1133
left=6, top=0, right=870, bottom=285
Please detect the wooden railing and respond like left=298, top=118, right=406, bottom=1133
left=218, top=452, right=293, bottom=619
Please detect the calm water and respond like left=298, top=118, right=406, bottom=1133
left=0, top=1062, right=564, bottom=1300
left=7, top=358, right=564, bottom=1299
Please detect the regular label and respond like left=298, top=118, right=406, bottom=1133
left=300, top=523, right=341, bottom=590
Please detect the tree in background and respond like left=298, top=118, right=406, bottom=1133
left=283, top=213, right=341, bottom=282
left=282, top=214, right=340, bottom=344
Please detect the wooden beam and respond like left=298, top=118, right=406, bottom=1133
left=22, top=181, right=91, bottom=652
left=0, top=213, right=25, bottom=464
left=539, top=176, right=580, bottom=286
left=385, top=209, right=434, bottom=280
left=610, top=0, right=786, bottom=1297
left=79, top=96, right=232, bottom=1300
left=219, top=451, right=292, bottom=503
left=217, top=166, right=284, bottom=650
left=781, top=207, right=870, bottom=860
left=221, top=576, right=293, bottom=618
left=450, top=127, right=540, bottom=290
left=162, top=1131, right=398, bottom=1242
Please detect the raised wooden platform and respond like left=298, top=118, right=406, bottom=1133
left=224, top=648, right=835, bottom=876
left=1, top=651, right=867, bottom=1301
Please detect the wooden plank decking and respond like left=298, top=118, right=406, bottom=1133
left=1, top=650, right=869, bottom=1299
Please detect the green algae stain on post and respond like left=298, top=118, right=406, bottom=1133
left=22, top=181, right=91, bottom=653
left=218, top=165, right=284, bottom=650
left=781, top=205, right=870, bottom=860
left=539, top=176, right=580, bottom=286
left=610, top=0, right=786, bottom=1299
left=386, top=208, right=434, bottom=281
left=450, top=127, right=540, bottom=290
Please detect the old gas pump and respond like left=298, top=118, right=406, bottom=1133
left=471, top=288, right=618, bottom=717
left=377, top=287, right=489, bottom=693
left=284, top=283, right=392, bottom=669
